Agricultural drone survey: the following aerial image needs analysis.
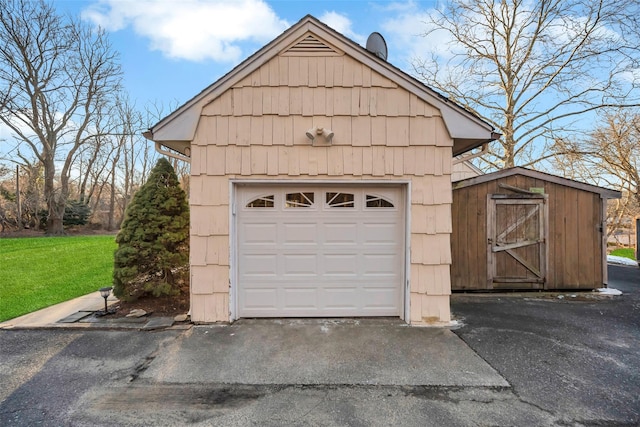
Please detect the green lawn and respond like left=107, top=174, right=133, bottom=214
left=610, top=247, right=636, bottom=260
left=0, top=235, right=116, bottom=322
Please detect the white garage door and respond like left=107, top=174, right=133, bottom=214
left=236, top=185, right=405, bottom=318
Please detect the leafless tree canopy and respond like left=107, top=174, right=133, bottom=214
left=413, top=0, right=640, bottom=169
left=553, top=110, right=640, bottom=233
left=0, top=1, right=190, bottom=235
left=588, top=113, right=640, bottom=202
left=0, top=0, right=122, bottom=234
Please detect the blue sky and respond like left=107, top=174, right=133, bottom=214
left=56, top=0, right=441, bottom=115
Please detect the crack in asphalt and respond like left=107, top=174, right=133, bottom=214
left=126, top=333, right=184, bottom=383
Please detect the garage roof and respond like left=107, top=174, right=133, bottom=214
left=145, top=15, right=498, bottom=157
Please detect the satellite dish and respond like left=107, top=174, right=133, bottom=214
left=366, top=32, right=388, bottom=61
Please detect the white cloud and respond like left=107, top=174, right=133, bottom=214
left=82, top=0, right=289, bottom=62
left=547, top=15, right=621, bottom=46
left=375, top=0, right=422, bottom=14
left=319, top=11, right=365, bottom=45
left=0, top=114, right=38, bottom=146
left=620, top=68, right=640, bottom=84
left=381, top=4, right=456, bottom=65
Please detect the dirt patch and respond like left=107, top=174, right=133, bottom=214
left=110, top=283, right=190, bottom=318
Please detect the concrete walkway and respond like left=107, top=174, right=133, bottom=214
left=0, top=292, right=118, bottom=329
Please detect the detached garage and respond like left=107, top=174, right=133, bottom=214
left=144, top=16, right=497, bottom=324
left=451, top=167, right=621, bottom=291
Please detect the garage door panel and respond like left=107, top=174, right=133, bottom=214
left=283, top=254, right=317, bottom=275
left=362, top=288, right=398, bottom=308
left=362, top=254, right=397, bottom=275
left=324, top=254, right=358, bottom=275
left=243, top=254, right=278, bottom=276
left=283, top=288, right=319, bottom=309
left=323, top=223, right=358, bottom=244
left=362, top=223, right=398, bottom=244
left=322, top=287, right=358, bottom=307
left=237, top=185, right=404, bottom=318
left=283, top=223, right=318, bottom=244
left=243, top=289, right=278, bottom=310
left=242, top=223, right=278, bottom=244
left=244, top=279, right=322, bottom=289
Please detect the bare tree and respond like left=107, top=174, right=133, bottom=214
left=92, top=95, right=161, bottom=231
left=0, top=159, right=44, bottom=230
left=554, top=110, right=640, bottom=237
left=0, top=0, right=121, bottom=234
left=413, top=0, right=640, bottom=169
left=107, top=96, right=146, bottom=230
left=558, top=111, right=639, bottom=200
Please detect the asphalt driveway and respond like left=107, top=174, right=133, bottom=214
left=0, top=264, right=638, bottom=426
left=451, top=264, right=640, bottom=424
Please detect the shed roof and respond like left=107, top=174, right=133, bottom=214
left=144, top=15, right=497, bottom=157
left=453, top=167, right=621, bottom=199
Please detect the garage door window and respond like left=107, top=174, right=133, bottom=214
left=326, top=192, right=354, bottom=208
left=285, top=192, right=315, bottom=208
left=366, top=195, right=394, bottom=208
left=246, top=195, right=274, bottom=208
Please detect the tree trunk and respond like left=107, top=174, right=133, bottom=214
left=16, top=165, right=22, bottom=228
left=46, top=209, right=65, bottom=235
left=44, top=153, right=68, bottom=235
left=43, top=155, right=63, bottom=235
left=46, top=194, right=66, bottom=235
left=107, top=171, right=116, bottom=231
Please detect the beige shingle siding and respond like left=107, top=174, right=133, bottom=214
left=189, top=44, right=454, bottom=324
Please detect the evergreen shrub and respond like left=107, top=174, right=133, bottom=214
left=113, top=158, right=189, bottom=301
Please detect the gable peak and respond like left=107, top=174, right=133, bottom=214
left=282, top=32, right=342, bottom=57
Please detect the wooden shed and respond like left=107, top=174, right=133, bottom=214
left=451, top=167, right=621, bottom=291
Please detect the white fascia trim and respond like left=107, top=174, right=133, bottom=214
left=230, top=178, right=412, bottom=185
left=404, top=181, right=411, bottom=323
left=229, top=180, right=237, bottom=322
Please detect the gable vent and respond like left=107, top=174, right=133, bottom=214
left=283, top=35, right=341, bottom=56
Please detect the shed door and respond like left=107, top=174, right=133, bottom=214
left=487, top=195, right=548, bottom=289
left=236, top=185, right=404, bottom=318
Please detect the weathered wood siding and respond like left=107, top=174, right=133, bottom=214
left=189, top=43, right=454, bottom=324
left=452, top=173, right=604, bottom=290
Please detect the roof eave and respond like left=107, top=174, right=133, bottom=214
left=147, top=15, right=497, bottom=149
left=453, top=167, right=622, bottom=199
left=452, top=132, right=500, bottom=157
